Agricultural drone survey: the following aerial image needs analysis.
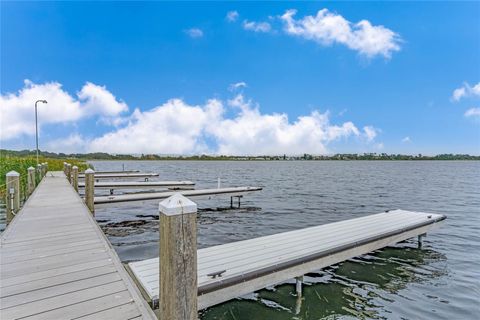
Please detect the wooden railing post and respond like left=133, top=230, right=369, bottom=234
left=159, top=194, right=198, bottom=320
left=63, top=162, right=67, bottom=175
left=6, top=171, right=20, bottom=225
left=84, top=168, right=95, bottom=214
left=27, top=166, right=36, bottom=197
left=66, top=163, right=72, bottom=183
left=44, top=162, right=48, bottom=174
left=72, top=166, right=79, bottom=192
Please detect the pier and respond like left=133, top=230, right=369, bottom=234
left=1, top=167, right=446, bottom=320
left=0, top=172, right=156, bottom=319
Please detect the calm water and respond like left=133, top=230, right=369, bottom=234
left=2, top=161, right=480, bottom=319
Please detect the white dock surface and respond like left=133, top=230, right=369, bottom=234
left=129, top=209, right=445, bottom=309
left=94, top=186, right=262, bottom=204
left=78, top=181, right=195, bottom=188
left=78, top=173, right=159, bottom=179
left=0, top=172, right=155, bottom=320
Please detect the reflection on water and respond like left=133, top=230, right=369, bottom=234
left=199, top=243, right=447, bottom=320
left=1, top=160, right=479, bottom=319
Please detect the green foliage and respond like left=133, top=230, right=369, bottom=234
left=0, top=154, right=89, bottom=199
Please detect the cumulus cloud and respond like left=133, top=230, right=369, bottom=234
left=452, top=82, right=480, bottom=101
left=185, top=28, right=203, bottom=38
left=243, top=20, right=271, bottom=33
left=280, top=9, right=401, bottom=58
left=402, top=136, right=411, bottom=143
left=226, top=11, right=239, bottom=22
left=2, top=81, right=379, bottom=155
left=0, top=80, right=127, bottom=140
left=89, top=99, right=223, bottom=154
left=464, top=107, right=480, bottom=118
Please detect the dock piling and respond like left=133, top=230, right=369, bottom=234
left=159, top=194, right=198, bottom=320
left=36, top=164, right=42, bottom=183
left=295, top=276, right=303, bottom=297
left=27, top=167, right=36, bottom=196
left=84, top=168, right=95, bottom=214
left=66, top=163, right=72, bottom=183
left=72, top=166, right=79, bottom=192
left=63, top=162, right=68, bottom=175
left=6, top=171, right=20, bottom=224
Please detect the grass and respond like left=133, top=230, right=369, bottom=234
left=0, top=156, right=90, bottom=200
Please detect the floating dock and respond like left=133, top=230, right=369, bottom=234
left=78, top=181, right=195, bottom=189
left=80, top=170, right=140, bottom=174
left=94, top=186, right=263, bottom=204
left=128, top=209, right=445, bottom=309
left=0, top=172, right=156, bottom=319
left=78, top=173, right=159, bottom=179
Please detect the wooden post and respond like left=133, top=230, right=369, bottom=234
left=27, top=166, right=36, bottom=197
left=84, top=168, right=95, bottom=214
left=66, top=163, right=72, bottom=183
left=42, top=162, right=47, bottom=176
left=6, top=171, right=20, bottom=224
left=72, top=166, right=79, bottom=192
left=63, top=162, right=68, bottom=175
left=159, top=194, right=198, bottom=320
left=44, top=162, right=48, bottom=174
left=36, top=164, right=42, bottom=183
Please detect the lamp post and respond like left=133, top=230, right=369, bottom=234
left=35, top=100, right=47, bottom=166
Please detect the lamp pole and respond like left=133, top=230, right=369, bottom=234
left=35, top=100, right=47, bottom=166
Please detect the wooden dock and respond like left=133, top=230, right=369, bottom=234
left=0, top=172, right=156, bottom=320
left=128, top=209, right=446, bottom=310
left=94, top=186, right=263, bottom=204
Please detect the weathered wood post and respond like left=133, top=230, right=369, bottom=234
left=27, top=167, right=36, bottom=197
left=36, top=164, right=42, bottom=183
left=42, top=162, right=47, bottom=176
left=66, top=163, right=72, bottom=183
left=63, top=162, right=68, bottom=175
left=84, top=168, right=95, bottom=214
left=72, top=166, right=79, bottom=192
left=6, top=171, right=20, bottom=224
left=44, top=162, right=48, bottom=174
left=159, top=194, right=198, bottom=320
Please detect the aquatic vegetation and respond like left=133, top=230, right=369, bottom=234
left=0, top=155, right=89, bottom=199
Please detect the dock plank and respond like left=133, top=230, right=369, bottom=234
left=0, top=172, right=155, bottom=320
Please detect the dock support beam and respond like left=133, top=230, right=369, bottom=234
left=72, top=166, right=79, bottom=192
left=84, top=169, right=95, bottom=214
left=6, top=171, right=20, bottom=225
left=27, top=167, right=36, bottom=197
left=159, top=194, right=198, bottom=320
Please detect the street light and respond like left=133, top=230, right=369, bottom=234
left=35, top=100, right=47, bottom=166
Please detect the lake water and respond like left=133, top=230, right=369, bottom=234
left=2, top=160, right=480, bottom=319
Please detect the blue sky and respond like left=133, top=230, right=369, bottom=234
left=1, top=1, right=479, bottom=155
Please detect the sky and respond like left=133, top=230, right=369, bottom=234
left=1, top=1, right=479, bottom=155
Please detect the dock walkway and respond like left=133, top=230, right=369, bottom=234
left=0, top=172, right=156, bottom=320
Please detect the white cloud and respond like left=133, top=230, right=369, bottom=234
left=45, top=133, right=88, bottom=153
left=2, top=81, right=380, bottom=155
left=226, top=11, right=239, bottom=22
left=452, top=82, right=480, bottom=101
left=243, top=20, right=271, bottom=33
left=280, top=9, right=401, bottom=58
left=89, top=93, right=372, bottom=155
left=402, top=136, right=411, bottom=143
left=185, top=28, right=203, bottom=38
left=464, top=107, right=480, bottom=118
left=229, top=82, right=247, bottom=91
left=363, top=126, right=378, bottom=141
left=89, top=99, right=223, bottom=154
left=0, top=80, right=126, bottom=140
